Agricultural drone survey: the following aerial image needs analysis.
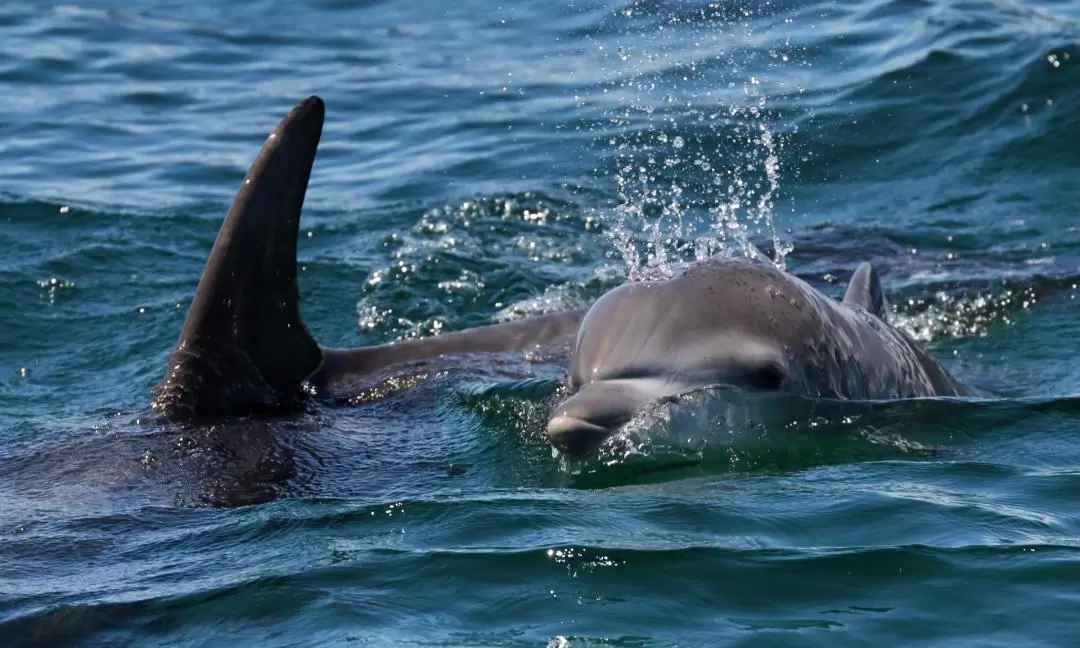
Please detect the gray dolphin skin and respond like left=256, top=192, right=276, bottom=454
left=546, top=259, right=978, bottom=456
left=153, top=96, right=976, bottom=458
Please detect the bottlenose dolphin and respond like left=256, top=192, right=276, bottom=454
left=152, top=96, right=583, bottom=421
left=152, top=96, right=976, bottom=460
left=545, top=258, right=979, bottom=455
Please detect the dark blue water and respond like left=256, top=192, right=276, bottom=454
left=3, top=0, right=1080, bottom=645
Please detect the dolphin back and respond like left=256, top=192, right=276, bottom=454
left=310, top=310, right=586, bottom=398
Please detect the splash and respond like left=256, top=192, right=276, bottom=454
left=607, top=86, right=792, bottom=281
left=354, top=195, right=598, bottom=341
left=893, top=285, right=1041, bottom=343
left=594, top=2, right=797, bottom=280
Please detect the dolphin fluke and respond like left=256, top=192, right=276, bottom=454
left=152, top=96, right=326, bottom=420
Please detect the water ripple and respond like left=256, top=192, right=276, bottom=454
left=2, top=0, right=1080, bottom=645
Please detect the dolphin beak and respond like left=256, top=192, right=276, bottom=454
left=546, top=379, right=668, bottom=457
left=546, top=413, right=615, bottom=458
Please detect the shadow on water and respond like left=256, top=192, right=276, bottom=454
left=0, top=413, right=321, bottom=510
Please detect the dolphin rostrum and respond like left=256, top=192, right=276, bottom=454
left=152, top=96, right=977, bottom=459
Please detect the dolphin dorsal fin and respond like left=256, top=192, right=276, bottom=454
left=152, top=97, right=326, bottom=420
left=843, top=262, right=889, bottom=322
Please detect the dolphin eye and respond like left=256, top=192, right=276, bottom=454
left=743, top=362, right=786, bottom=390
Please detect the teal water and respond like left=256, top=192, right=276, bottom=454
left=3, top=0, right=1080, bottom=645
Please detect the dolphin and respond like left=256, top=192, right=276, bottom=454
left=152, top=95, right=977, bottom=461
left=151, top=96, right=583, bottom=421
left=545, top=257, right=980, bottom=456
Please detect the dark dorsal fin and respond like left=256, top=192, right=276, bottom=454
left=152, top=97, right=326, bottom=420
left=843, top=261, right=890, bottom=322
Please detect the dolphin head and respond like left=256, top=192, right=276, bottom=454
left=546, top=350, right=789, bottom=458
left=545, top=258, right=802, bottom=457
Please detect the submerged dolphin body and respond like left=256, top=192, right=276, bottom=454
left=152, top=96, right=976, bottom=457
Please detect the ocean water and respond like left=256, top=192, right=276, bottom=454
left=2, top=0, right=1080, bottom=645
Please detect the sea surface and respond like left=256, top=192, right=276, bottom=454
left=2, top=0, right=1080, bottom=645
